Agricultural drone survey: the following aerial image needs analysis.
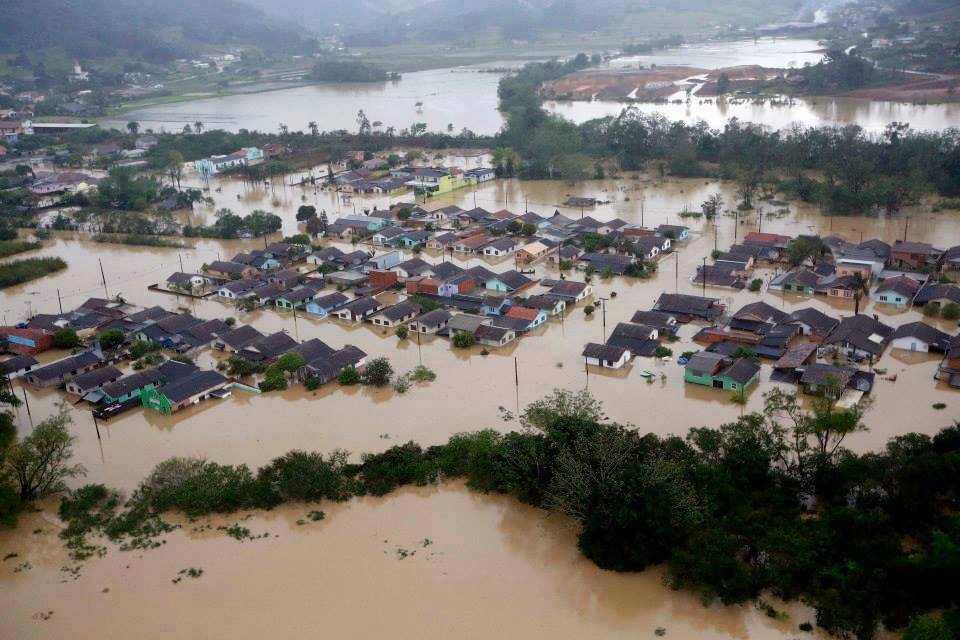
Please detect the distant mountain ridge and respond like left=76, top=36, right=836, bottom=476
left=0, top=0, right=311, bottom=64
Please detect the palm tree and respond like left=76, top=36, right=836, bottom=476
left=126, top=120, right=140, bottom=135
left=852, top=272, right=869, bottom=315
left=194, top=121, right=204, bottom=135
left=182, top=124, right=193, bottom=135
left=278, top=123, right=289, bottom=136
left=308, top=121, right=318, bottom=136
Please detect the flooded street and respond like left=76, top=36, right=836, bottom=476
left=1, top=166, right=955, bottom=638
left=101, top=38, right=960, bottom=136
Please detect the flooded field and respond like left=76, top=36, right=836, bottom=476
left=101, top=38, right=960, bottom=135
left=1, top=167, right=955, bottom=639
left=0, top=484, right=833, bottom=640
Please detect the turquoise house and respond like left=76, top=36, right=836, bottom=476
left=684, top=353, right=760, bottom=392
left=275, top=288, right=319, bottom=310
left=99, top=368, right=165, bottom=404
left=872, top=276, right=921, bottom=307
left=305, top=292, right=350, bottom=316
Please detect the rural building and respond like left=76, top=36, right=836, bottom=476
left=684, top=353, right=760, bottom=392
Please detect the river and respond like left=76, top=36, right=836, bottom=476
left=1, top=165, right=954, bottom=638
left=101, top=38, right=960, bottom=136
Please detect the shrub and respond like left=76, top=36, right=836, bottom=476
left=0, top=257, right=67, bottom=288
left=97, top=329, right=125, bottom=350
left=256, top=450, right=351, bottom=503
left=338, top=366, right=361, bottom=386
left=923, top=304, right=940, bottom=318
left=226, top=356, right=265, bottom=377
left=258, top=371, right=287, bottom=392
left=53, top=327, right=81, bottom=349
left=393, top=375, right=411, bottom=394
left=411, top=365, right=436, bottom=382
left=942, top=303, right=960, bottom=321
left=732, top=347, right=759, bottom=362
left=452, top=331, right=475, bottom=348
left=395, top=325, right=409, bottom=340
left=363, top=357, right=393, bottom=387
left=304, top=377, right=322, bottom=391
left=748, top=278, right=763, bottom=292
left=584, top=305, right=595, bottom=316
left=129, top=340, right=159, bottom=359
left=357, top=442, right=437, bottom=496
left=653, top=346, right=673, bottom=358
left=171, top=355, right=194, bottom=365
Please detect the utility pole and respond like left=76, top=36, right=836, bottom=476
left=674, top=252, right=679, bottom=292
left=21, top=388, right=32, bottom=427
left=597, top=296, right=609, bottom=342
left=178, top=253, right=184, bottom=272
left=758, top=208, right=763, bottom=233
left=514, top=357, right=519, bottom=388
left=98, top=258, right=109, bottom=298
left=92, top=412, right=101, bottom=441
left=733, top=210, right=738, bottom=242
left=903, top=216, right=910, bottom=242
left=701, top=256, right=707, bottom=296
left=56, top=289, right=63, bottom=314
left=714, top=222, right=718, bottom=251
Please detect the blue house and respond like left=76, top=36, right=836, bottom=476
left=504, top=306, right=548, bottom=331
left=305, top=292, right=350, bottom=316
left=480, top=296, right=512, bottom=316
left=400, top=230, right=431, bottom=248
left=484, top=270, right=533, bottom=293
left=872, top=275, right=921, bottom=307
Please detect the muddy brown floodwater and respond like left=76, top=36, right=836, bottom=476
left=0, top=166, right=951, bottom=639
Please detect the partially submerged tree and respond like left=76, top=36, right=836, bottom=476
left=5, top=412, right=85, bottom=500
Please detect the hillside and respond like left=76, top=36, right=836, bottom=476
left=241, top=0, right=806, bottom=45
left=0, top=0, right=312, bottom=70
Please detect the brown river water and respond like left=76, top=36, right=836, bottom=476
left=0, top=164, right=952, bottom=638
left=100, top=38, right=960, bottom=136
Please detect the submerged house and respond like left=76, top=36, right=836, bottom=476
left=890, top=322, right=952, bottom=353
left=140, top=369, right=228, bottom=415
left=684, top=353, right=760, bottom=393
left=653, top=294, right=723, bottom=322
left=65, top=365, right=123, bottom=397
left=409, top=309, right=452, bottom=334
left=582, top=343, right=631, bottom=369
left=305, top=292, right=351, bottom=317
left=821, top=315, right=894, bottom=360
left=935, top=337, right=960, bottom=388
left=25, top=351, right=103, bottom=388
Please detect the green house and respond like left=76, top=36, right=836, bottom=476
left=100, top=369, right=164, bottom=404
left=141, top=370, right=227, bottom=415
left=684, top=353, right=760, bottom=392
left=275, top=287, right=319, bottom=310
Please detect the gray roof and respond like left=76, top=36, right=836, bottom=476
left=655, top=294, right=722, bottom=319
left=494, top=270, right=533, bottom=290
left=30, top=352, right=102, bottom=381
left=218, top=325, right=264, bottom=350
left=892, top=322, right=952, bottom=349
left=686, top=352, right=729, bottom=375
left=340, top=296, right=381, bottom=316
left=415, top=309, right=452, bottom=326
left=719, top=358, right=760, bottom=385
left=378, top=300, right=422, bottom=322
left=70, top=365, right=122, bottom=390
left=786, top=308, right=838, bottom=335
left=161, top=370, right=227, bottom=403
left=582, top=342, right=628, bottom=361
left=0, top=354, right=37, bottom=375
left=101, top=368, right=164, bottom=399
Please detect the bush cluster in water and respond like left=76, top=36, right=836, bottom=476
left=54, top=388, right=960, bottom=639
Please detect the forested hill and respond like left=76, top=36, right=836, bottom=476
left=0, top=0, right=312, bottom=65
left=241, top=0, right=806, bottom=44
